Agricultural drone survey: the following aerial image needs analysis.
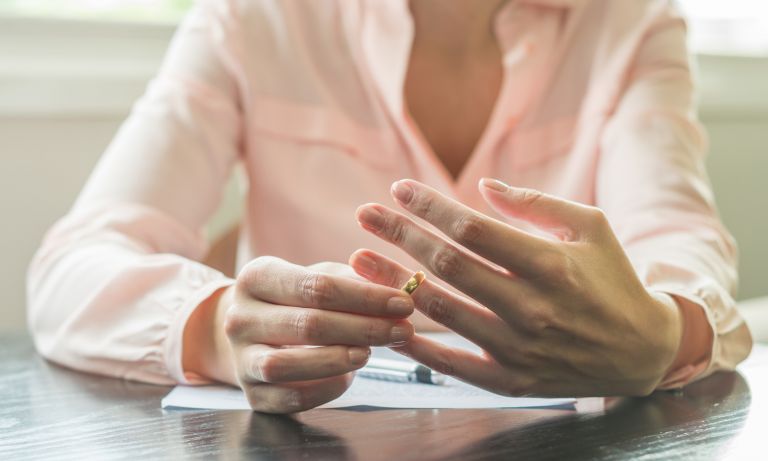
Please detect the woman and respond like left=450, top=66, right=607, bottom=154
left=27, top=0, right=752, bottom=413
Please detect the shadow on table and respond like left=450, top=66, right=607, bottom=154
left=19, top=346, right=750, bottom=461
left=20, top=355, right=347, bottom=459
left=172, top=410, right=351, bottom=460
left=206, top=371, right=751, bottom=461
left=240, top=412, right=351, bottom=460
left=443, top=371, right=751, bottom=460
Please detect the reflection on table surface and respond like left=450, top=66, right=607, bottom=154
left=1, top=334, right=766, bottom=460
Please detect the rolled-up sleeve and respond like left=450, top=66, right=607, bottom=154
left=26, top=0, right=243, bottom=385
left=596, top=4, right=752, bottom=388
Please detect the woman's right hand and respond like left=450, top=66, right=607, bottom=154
left=189, top=256, right=416, bottom=413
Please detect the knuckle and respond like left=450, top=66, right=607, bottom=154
left=432, top=351, right=456, bottom=376
left=515, top=341, right=544, bottom=366
left=244, top=389, right=263, bottom=412
left=243, top=255, right=275, bottom=277
left=385, top=269, right=401, bottom=291
left=423, top=296, right=455, bottom=327
left=635, top=381, right=658, bottom=397
left=236, top=256, right=280, bottom=297
left=236, top=261, right=262, bottom=294
left=297, top=273, right=334, bottom=306
left=453, top=214, right=485, bottom=246
left=516, top=188, right=544, bottom=210
left=222, top=305, right=247, bottom=338
left=280, top=389, right=304, bottom=413
left=531, top=250, right=577, bottom=286
left=431, top=245, right=463, bottom=279
left=531, top=249, right=564, bottom=274
left=387, top=216, right=408, bottom=246
left=259, top=388, right=303, bottom=414
left=254, top=353, right=282, bottom=383
left=294, top=311, right=322, bottom=342
left=411, top=193, right=436, bottom=220
left=519, top=307, right=554, bottom=334
left=500, top=376, right=535, bottom=397
left=557, top=256, right=579, bottom=288
left=365, top=321, right=391, bottom=345
left=584, top=206, right=608, bottom=226
left=361, top=285, right=379, bottom=312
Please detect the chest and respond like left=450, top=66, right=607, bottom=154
left=404, top=44, right=504, bottom=180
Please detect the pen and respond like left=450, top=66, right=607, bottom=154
left=358, top=358, right=446, bottom=385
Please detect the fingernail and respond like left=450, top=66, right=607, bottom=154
left=348, top=347, right=370, bottom=366
left=357, top=206, right=385, bottom=231
left=387, top=296, right=414, bottom=316
left=480, top=178, right=509, bottom=192
left=391, top=181, right=414, bottom=205
left=353, top=252, right=378, bottom=279
left=389, top=325, right=412, bottom=345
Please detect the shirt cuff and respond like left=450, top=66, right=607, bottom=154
left=164, top=277, right=235, bottom=385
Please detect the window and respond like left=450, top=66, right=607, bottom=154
left=677, top=0, right=768, bottom=55
left=0, top=0, right=194, bottom=23
left=2, top=0, right=766, bottom=55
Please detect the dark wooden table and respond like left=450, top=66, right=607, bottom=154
left=1, top=333, right=766, bottom=460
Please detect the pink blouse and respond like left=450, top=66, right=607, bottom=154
left=27, top=0, right=752, bottom=389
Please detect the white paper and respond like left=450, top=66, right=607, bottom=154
left=161, top=333, right=576, bottom=410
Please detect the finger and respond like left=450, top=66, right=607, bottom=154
left=390, top=179, right=554, bottom=276
left=479, top=178, right=605, bottom=240
left=236, top=256, right=414, bottom=318
left=393, top=335, right=536, bottom=397
left=227, top=302, right=414, bottom=347
left=349, top=249, right=511, bottom=355
left=241, top=344, right=371, bottom=384
left=355, top=203, right=532, bottom=324
left=245, top=374, right=353, bottom=413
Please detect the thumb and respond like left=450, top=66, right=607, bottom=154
left=478, top=178, right=600, bottom=240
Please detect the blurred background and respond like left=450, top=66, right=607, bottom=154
left=1, top=0, right=766, bottom=332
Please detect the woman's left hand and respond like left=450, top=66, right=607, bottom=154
left=351, top=178, right=683, bottom=397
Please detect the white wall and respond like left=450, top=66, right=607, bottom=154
left=1, top=118, right=116, bottom=331
left=0, top=18, right=241, bottom=332
left=1, top=18, right=766, bottom=332
left=697, top=55, right=768, bottom=301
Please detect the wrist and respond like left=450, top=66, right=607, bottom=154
left=654, top=292, right=714, bottom=388
left=629, top=291, right=685, bottom=395
left=651, top=291, right=685, bottom=372
left=182, top=284, right=237, bottom=385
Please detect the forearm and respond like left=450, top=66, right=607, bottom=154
left=27, top=203, right=235, bottom=384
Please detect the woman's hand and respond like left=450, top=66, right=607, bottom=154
left=186, top=258, right=415, bottom=413
left=350, top=178, right=683, bottom=397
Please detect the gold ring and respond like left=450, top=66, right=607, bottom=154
left=401, top=271, right=426, bottom=295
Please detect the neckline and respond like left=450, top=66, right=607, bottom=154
left=357, top=0, right=544, bottom=196
left=401, top=60, right=516, bottom=189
